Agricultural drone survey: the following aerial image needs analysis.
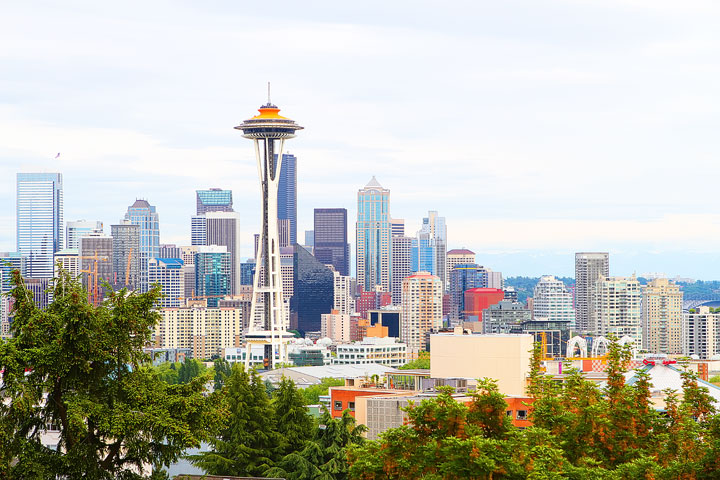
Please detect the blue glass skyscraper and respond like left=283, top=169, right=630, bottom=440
left=124, top=199, right=159, bottom=293
left=196, top=188, right=233, bottom=215
left=16, top=173, right=64, bottom=279
left=277, top=153, right=297, bottom=245
left=195, top=246, right=231, bottom=307
left=356, top=177, right=391, bottom=292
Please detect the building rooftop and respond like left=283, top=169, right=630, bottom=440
left=447, top=248, right=475, bottom=255
left=130, top=199, right=151, bottom=208
left=260, top=364, right=398, bottom=387
left=365, top=176, right=383, bottom=189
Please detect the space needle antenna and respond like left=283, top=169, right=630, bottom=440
left=267, top=82, right=271, bottom=105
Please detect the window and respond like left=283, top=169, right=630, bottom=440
left=334, top=401, right=343, bottom=411
left=349, top=401, right=355, bottom=412
left=506, top=410, right=512, bottom=417
left=516, top=410, right=527, bottom=420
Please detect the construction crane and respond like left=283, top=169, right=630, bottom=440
left=79, top=250, right=109, bottom=307
left=125, top=247, right=133, bottom=287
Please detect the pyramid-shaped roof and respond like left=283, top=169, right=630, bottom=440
left=365, top=176, right=383, bottom=188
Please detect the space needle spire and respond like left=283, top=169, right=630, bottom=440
left=236, top=94, right=303, bottom=369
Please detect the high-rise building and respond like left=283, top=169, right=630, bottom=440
left=575, top=252, right=609, bottom=333
left=592, top=276, right=642, bottom=347
left=683, top=306, right=720, bottom=359
left=79, top=234, right=114, bottom=302
left=357, top=286, right=392, bottom=319
left=159, top=244, right=182, bottom=259
left=240, top=259, right=255, bottom=286
left=333, top=271, right=354, bottom=315
left=448, top=264, right=488, bottom=323
left=180, top=246, right=199, bottom=266
left=401, top=272, right=443, bottom=353
left=390, top=236, right=412, bottom=305
left=357, top=177, right=391, bottom=292
left=277, top=153, right=297, bottom=245
left=446, top=249, right=475, bottom=283
left=321, top=310, right=352, bottom=342
left=65, top=220, right=103, bottom=250
left=124, top=199, right=160, bottom=293
left=642, top=278, right=683, bottom=354
left=412, top=221, right=436, bottom=275
left=194, top=245, right=231, bottom=307
left=196, top=188, right=233, bottom=215
left=0, top=252, right=26, bottom=293
left=532, top=275, right=575, bottom=326
left=54, top=249, right=79, bottom=280
left=111, top=221, right=140, bottom=290
left=17, top=173, right=64, bottom=279
left=277, top=218, right=291, bottom=248
left=314, top=208, right=349, bottom=276
left=148, top=258, right=185, bottom=308
left=205, top=211, right=242, bottom=295
left=190, top=215, right=207, bottom=246
left=290, top=245, right=334, bottom=334
left=304, top=230, right=314, bottom=247
left=425, top=211, right=447, bottom=290
left=487, top=270, right=503, bottom=289
left=237, top=100, right=302, bottom=368
left=156, top=305, right=243, bottom=359
left=463, top=288, right=504, bottom=322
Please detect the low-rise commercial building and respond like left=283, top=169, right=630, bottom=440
left=334, top=337, right=408, bottom=367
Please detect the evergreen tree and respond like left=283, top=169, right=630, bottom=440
left=190, top=364, right=281, bottom=476
left=0, top=270, right=223, bottom=479
left=213, top=357, right=232, bottom=391
left=273, top=377, right=314, bottom=456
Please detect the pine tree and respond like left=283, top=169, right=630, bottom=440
left=273, top=377, right=314, bottom=456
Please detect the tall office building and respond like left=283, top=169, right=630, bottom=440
left=412, top=221, right=436, bottom=275
left=190, top=215, right=207, bottom=246
left=333, top=271, right=354, bottom=316
left=277, top=153, right=297, bottom=245
left=642, top=278, right=683, bottom=354
left=159, top=244, right=182, bottom=259
left=148, top=258, right=185, bottom=308
left=205, top=211, right=242, bottom=294
left=111, top=221, right=140, bottom=290
left=54, top=249, right=80, bottom=280
left=532, top=275, right=575, bottom=325
left=401, top=272, right=443, bottom=353
left=79, top=234, right=114, bottom=302
left=390, top=235, right=412, bottom=305
left=194, top=245, right=231, bottom=307
left=124, top=199, right=160, bottom=293
left=290, top=245, right=334, bottom=334
left=592, top=276, right=642, bottom=347
left=66, top=220, right=103, bottom=250
left=448, top=263, right=488, bottom=323
left=447, top=249, right=475, bottom=283
left=390, top=219, right=405, bottom=237
left=196, top=188, right=233, bottom=215
left=304, top=230, right=314, bottom=247
left=314, top=208, right=349, bottom=276
left=356, top=177, right=391, bottom=292
left=482, top=300, right=532, bottom=334
left=575, top=252, right=609, bottom=333
left=16, top=173, right=64, bottom=279
left=425, top=211, right=447, bottom=290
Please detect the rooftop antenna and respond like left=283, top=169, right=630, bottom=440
left=267, top=81, right=271, bottom=105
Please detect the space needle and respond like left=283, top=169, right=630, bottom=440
left=236, top=89, right=303, bottom=369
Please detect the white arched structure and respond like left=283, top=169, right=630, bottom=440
left=618, top=335, right=639, bottom=358
left=591, top=336, right=610, bottom=357
left=566, top=336, right=588, bottom=358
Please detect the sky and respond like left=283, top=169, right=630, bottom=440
left=2, top=0, right=720, bottom=279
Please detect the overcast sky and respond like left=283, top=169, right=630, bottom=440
left=2, top=0, right=720, bottom=279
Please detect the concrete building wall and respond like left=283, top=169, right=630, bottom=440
left=430, top=333, right=533, bottom=396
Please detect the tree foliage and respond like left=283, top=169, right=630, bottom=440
left=0, top=270, right=223, bottom=479
left=349, top=339, right=720, bottom=479
left=399, top=350, right=430, bottom=370
left=301, top=377, right=345, bottom=405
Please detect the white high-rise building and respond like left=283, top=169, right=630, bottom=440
left=391, top=235, right=412, bottom=305
left=575, top=252, right=609, bottom=333
left=533, top=275, right=575, bottom=325
left=65, top=220, right=103, bottom=250
left=401, top=272, right=443, bottom=353
left=642, top=278, right=683, bottom=354
left=333, top=271, right=354, bottom=315
left=54, top=249, right=80, bottom=279
left=592, top=276, right=641, bottom=347
left=148, top=258, right=185, bottom=308
left=357, top=177, right=391, bottom=292
left=17, top=173, right=64, bottom=279
left=683, top=306, right=720, bottom=360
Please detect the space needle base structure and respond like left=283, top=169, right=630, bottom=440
left=236, top=98, right=303, bottom=369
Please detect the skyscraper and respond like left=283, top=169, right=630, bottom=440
left=533, top=275, right=575, bottom=325
left=412, top=220, right=436, bottom=274
left=642, top=278, right=683, bottom=354
left=190, top=215, right=207, bottom=246
left=290, top=244, right=334, bottom=334
left=426, top=211, right=447, bottom=290
left=447, top=249, right=475, bottom=283
left=148, top=258, right=185, bottom=308
left=356, top=177, right=391, bottom=292
left=205, top=211, right=242, bottom=294
left=65, top=220, right=103, bottom=250
left=448, top=263, right=488, bottom=323
left=196, top=188, right=233, bottom=215
left=390, top=235, right=412, bottom=305
left=592, top=276, right=642, bottom=347
left=401, top=272, right=443, bottom=353
left=390, top=219, right=405, bottom=237
left=79, top=234, right=113, bottom=303
left=575, top=252, right=609, bottom=333
left=124, top=199, right=160, bottom=293
left=277, top=153, right=297, bottom=245
left=16, top=173, right=64, bottom=279
left=111, top=221, right=140, bottom=290
left=0, top=252, right=26, bottom=292
left=314, top=208, right=349, bottom=276
left=195, top=245, right=231, bottom=307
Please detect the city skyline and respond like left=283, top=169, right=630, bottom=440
left=3, top=1, right=720, bottom=279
